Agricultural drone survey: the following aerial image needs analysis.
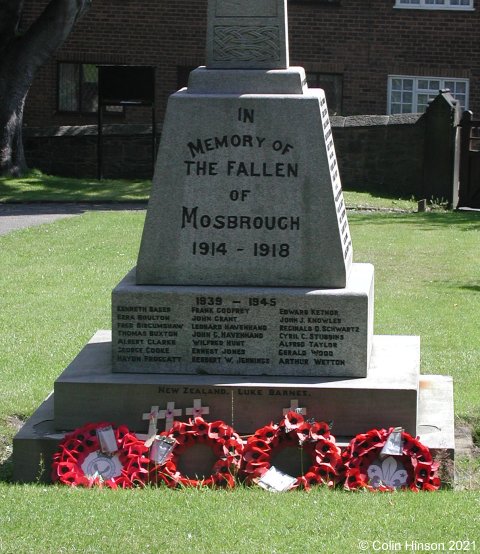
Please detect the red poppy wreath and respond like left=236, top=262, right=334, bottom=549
left=52, top=422, right=150, bottom=488
left=151, top=417, right=244, bottom=488
left=242, top=411, right=343, bottom=490
left=342, top=427, right=441, bottom=491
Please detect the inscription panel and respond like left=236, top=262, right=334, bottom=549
left=112, top=265, right=373, bottom=377
left=137, top=93, right=352, bottom=288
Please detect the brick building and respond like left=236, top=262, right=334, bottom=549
left=22, top=0, right=479, bottom=129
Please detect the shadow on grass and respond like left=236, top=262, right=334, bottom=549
left=458, top=285, right=480, bottom=293
left=0, top=171, right=152, bottom=203
left=0, top=451, right=51, bottom=484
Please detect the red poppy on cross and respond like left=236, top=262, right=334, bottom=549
left=158, top=402, right=183, bottom=431
left=185, top=399, right=210, bottom=419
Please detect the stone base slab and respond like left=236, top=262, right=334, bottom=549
left=51, top=330, right=415, bottom=435
left=13, top=394, right=62, bottom=484
left=112, top=263, right=374, bottom=378
left=13, top=371, right=454, bottom=484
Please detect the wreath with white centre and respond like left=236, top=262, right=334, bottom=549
left=242, top=411, right=343, bottom=490
left=52, top=422, right=150, bottom=488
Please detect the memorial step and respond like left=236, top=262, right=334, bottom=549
left=50, top=330, right=418, bottom=435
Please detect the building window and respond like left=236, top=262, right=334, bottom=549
left=306, top=72, right=343, bottom=115
left=388, top=76, right=469, bottom=114
left=395, top=0, right=473, bottom=10
left=58, top=63, right=98, bottom=113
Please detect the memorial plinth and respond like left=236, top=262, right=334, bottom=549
left=137, top=81, right=352, bottom=289
left=112, top=264, right=373, bottom=377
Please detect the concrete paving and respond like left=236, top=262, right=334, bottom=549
left=0, top=202, right=146, bottom=236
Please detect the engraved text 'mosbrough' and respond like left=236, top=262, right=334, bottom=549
left=181, top=207, right=301, bottom=231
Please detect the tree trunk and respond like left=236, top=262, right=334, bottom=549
left=0, top=62, right=29, bottom=176
left=0, top=103, right=28, bottom=178
left=0, top=0, right=92, bottom=177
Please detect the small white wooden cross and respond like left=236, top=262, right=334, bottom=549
left=142, top=405, right=161, bottom=438
left=185, top=399, right=210, bottom=419
left=283, top=399, right=307, bottom=416
left=158, top=401, right=183, bottom=431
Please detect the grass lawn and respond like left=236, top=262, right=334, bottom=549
left=0, top=204, right=479, bottom=552
left=0, top=486, right=478, bottom=553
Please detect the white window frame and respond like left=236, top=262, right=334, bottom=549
left=395, top=0, right=474, bottom=10
left=387, top=75, right=469, bottom=114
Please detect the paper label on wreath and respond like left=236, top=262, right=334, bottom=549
left=150, top=436, right=176, bottom=464
left=257, top=466, right=297, bottom=492
left=380, top=427, right=404, bottom=458
left=96, top=425, right=118, bottom=454
left=81, top=451, right=123, bottom=480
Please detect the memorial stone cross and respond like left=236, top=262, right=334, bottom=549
left=206, top=0, right=289, bottom=69
left=282, top=399, right=307, bottom=417
left=142, top=405, right=161, bottom=437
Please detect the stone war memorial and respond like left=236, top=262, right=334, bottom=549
left=14, top=0, right=454, bottom=486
